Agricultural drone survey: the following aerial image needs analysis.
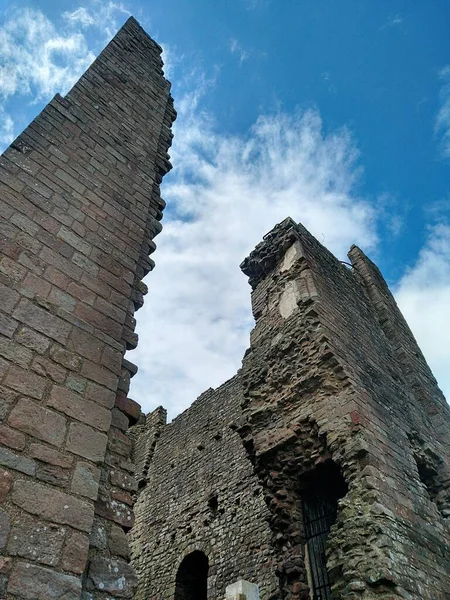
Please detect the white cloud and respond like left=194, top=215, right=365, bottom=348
left=63, top=1, right=131, bottom=40
left=395, top=223, right=450, bottom=401
left=436, top=66, right=450, bottom=160
left=382, top=14, right=404, bottom=29
left=230, top=38, right=250, bottom=65
left=0, top=8, right=95, bottom=101
left=130, top=85, right=378, bottom=419
left=0, top=108, right=14, bottom=145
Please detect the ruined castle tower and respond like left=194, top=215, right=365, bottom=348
left=132, top=219, right=450, bottom=600
left=0, top=18, right=175, bottom=599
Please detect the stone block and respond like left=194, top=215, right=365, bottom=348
left=61, top=530, right=90, bottom=574
left=0, top=424, right=26, bottom=450
left=86, top=381, right=116, bottom=408
left=108, top=524, right=130, bottom=559
left=7, top=514, right=65, bottom=566
left=110, top=469, right=138, bottom=492
left=36, top=462, right=70, bottom=488
left=81, top=359, right=118, bottom=390
left=32, top=355, right=67, bottom=383
left=0, top=446, right=36, bottom=475
left=95, top=497, right=134, bottom=528
left=12, top=298, right=72, bottom=344
left=0, top=280, right=19, bottom=312
left=11, top=479, right=94, bottom=532
left=68, top=328, right=103, bottom=362
left=8, top=397, right=66, bottom=446
left=67, top=421, right=108, bottom=463
left=8, top=561, right=81, bottom=599
left=0, top=510, right=10, bottom=549
left=71, top=461, right=100, bottom=500
left=48, top=385, right=111, bottom=432
left=115, top=393, right=140, bottom=422
left=49, top=344, right=83, bottom=370
left=0, top=469, right=13, bottom=503
left=16, top=326, right=51, bottom=353
left=226, top=579, right=260, bottom=600
left=29, top=443, right=73, bottom=468
left=3, top=364, right=48, bottom=399
left=87, top=556, right=137, bottom=597
left=107, top=428, right=132, bottom=457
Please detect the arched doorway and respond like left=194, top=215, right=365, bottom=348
left=174, top=550, right=209, bottom=600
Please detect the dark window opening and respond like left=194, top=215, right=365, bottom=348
left=208, top=494, right=218, bottom=512
left=301, top=461, right=347, bottom=600
left=174, top=551, right=209, bottom=600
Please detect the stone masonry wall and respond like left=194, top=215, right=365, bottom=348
left=239, top=218, right=450, bottom=600
left=0, top=17, right=175, bottom=599
left=131, top=376, right=279, bottom=600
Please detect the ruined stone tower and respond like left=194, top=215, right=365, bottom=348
left=0, top=18, right=175, bottom=598
left=132, top=219, right=450, bottom=599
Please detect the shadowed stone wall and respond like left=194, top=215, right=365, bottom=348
left=0, top=17, right=175, bottom=599
left=130, top=376, right=279, bottom=600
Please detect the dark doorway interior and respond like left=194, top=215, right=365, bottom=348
left=174, top=550, right=209, bottom=600
left=301, top=461, right=347, bottom=600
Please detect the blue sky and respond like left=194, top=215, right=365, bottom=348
left=1, top=0, right=449, bottom=417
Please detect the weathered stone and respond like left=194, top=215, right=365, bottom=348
left=95, top=497, right=134, bottom=528
left=66, top=422, right=107, bottom=463
left=48, top=385, right=111, bottom=432
left=61, top=530, right=90, bottom=574
left=87, top=556, right=137, bottom=597
left=36, top=462, right=70, bottom=488
left=0, top=424, right=26, bottom=450
left=0, top=446, right=36, bottom=475
left=0, top=510, right=10, bottom=549
left=8, top=398, right=66, bottom=446
left=71, top=461, right=100, bottom=500
left=0, top=469, right=13, bottom=503
left=8, top=561, right=81, bottom=599
left=7, top=514, right=65, bottom=566
left=29, top=443, right=73, bottom=468
left=110, top=469, right=137, bottom=492
left=0, top=556, right=12, bottom=574
left=89, top=516, right=107, bottom=550
left=108, top=524, right=130, bottom=559
left=11, top=480, right=94, bottom=532
left=3, top=364, right=47, bottom=399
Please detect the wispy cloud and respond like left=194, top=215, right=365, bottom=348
left=395, top=222, right=450, bottom=401
left=230, top=38, right=250, bottom=65
left=0, top=7, right=95, bottom=101
left=382, top=14, right=404, bottom=29
left=0, top=107, right=14, bottom=145
left=62, top=1, right=131, bottom=41
left=436, top=66, right=450, bottom=160
left=131, top=75, right=378, bottom=418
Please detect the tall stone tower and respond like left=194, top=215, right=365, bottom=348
left=239, top=218, right=450, bottom=599
left=0, top=17, right=175, bottom=599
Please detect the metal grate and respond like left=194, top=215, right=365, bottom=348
left=302, top=489, right=338, bottom=600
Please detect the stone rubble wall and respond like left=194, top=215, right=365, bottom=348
left=0, top=17, right=175, bottom=599
left=130, top=376, right=279, bottom=600
left=238, top=218, right=450, bottom=600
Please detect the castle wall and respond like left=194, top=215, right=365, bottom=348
left=239, top=219, right=450, bottom=599
left=0, top=18, right=175, bottom=599
left=131, top=376, right=279, bottom=600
